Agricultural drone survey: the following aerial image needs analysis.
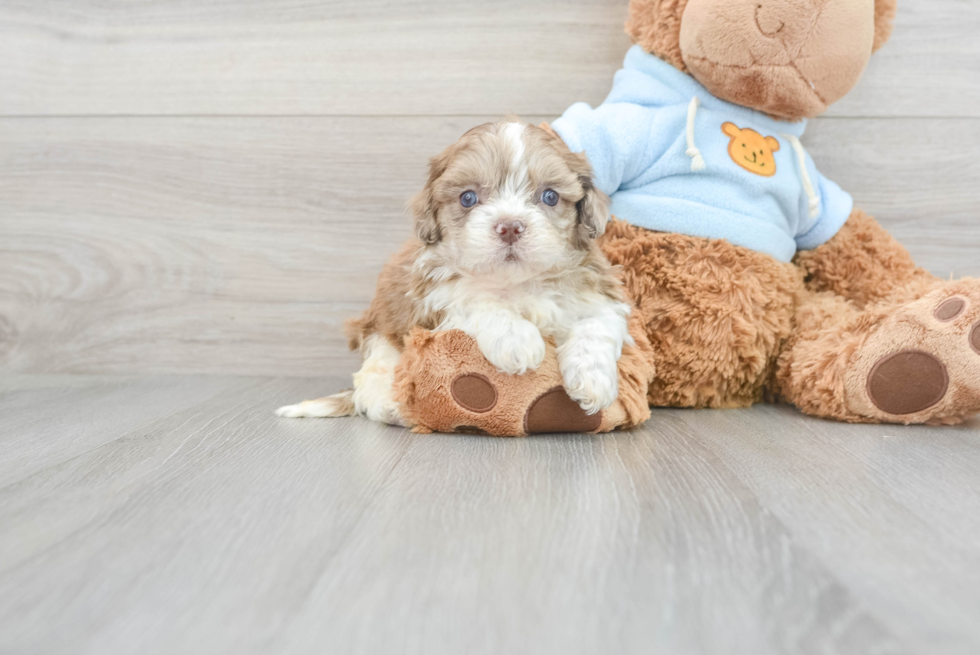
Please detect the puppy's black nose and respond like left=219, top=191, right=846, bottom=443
left=495, top=220, right=526, bottom=245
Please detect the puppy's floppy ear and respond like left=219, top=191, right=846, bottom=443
left=409, top=185, right=441, bottom=245
left=577, top=176, right=611, bottom=239
left=410, top=147, right=453, bottom=245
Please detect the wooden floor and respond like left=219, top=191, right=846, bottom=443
left=1, top=375, right=980, bottom=655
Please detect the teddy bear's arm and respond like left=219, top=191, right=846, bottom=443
left=550, top=102, right=660, bottom=199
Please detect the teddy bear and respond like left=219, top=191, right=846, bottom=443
left=391, top=0, right=980, bottom=436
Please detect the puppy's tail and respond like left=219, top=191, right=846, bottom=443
left=276, top=389, right=355, bottom=419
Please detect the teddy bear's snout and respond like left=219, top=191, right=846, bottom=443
left=679, top=0, right=876, bottom=120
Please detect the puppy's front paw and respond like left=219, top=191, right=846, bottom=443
left=559, top=346, right=619, bottom=415
left=477, top=321, right=546, bottom=375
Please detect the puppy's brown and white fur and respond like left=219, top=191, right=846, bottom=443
left=277, top=121, right=632, bottom=424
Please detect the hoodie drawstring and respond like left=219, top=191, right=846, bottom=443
left=781, top=133, right=821, bottom=219
left=686, top=96, right=820, bottom=219
left=686, top=97, right=706, bottom=172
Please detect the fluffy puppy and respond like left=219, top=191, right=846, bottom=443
left=277, top=121, right=632, bottom=425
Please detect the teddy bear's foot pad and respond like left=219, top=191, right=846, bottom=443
left=853, top=289, right=980, bottom=424
left=524, top=386, right=602, bottom=434
left=867, top=350, right=949, bottom=415
left=451, top=374, right=498, bottom=413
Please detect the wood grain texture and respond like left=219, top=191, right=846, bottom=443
left=0, top=0, right=977, bottom=118
left=0, top=375, right=256, bottom=487
left=686, top=408, right=980, bottom=654
left=2, top=375, right=979, bottom=654
left=2, top=115, right=979, bottom=376
left=0, top=115, right=458, bottom=377
left=0, top=0, right=632, bottom=118
left=804, top=118, right=980, bottom=279
left=829, top=0, right=980, bottom=119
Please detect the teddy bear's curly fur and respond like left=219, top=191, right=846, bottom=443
left=390, top=0, right=980, bottom=435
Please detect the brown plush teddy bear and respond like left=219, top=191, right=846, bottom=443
left=393, top=0, right=980, bottom=435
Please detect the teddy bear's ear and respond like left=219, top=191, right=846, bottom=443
left=625, top=0, right=689, bottom=72
left=765, top=136, right=780, bottom=153
left=873, top=0, right=897, bottom=52
left=537, top=122, right=559, bottom=138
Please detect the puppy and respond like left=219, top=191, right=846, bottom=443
left=277, top=121, right=632, bottom=425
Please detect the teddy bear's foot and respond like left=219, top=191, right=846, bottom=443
left=847, top=283, right=980, bottom=425
left=449, top=374, right=602, bottom=435
left=393, top=325, right=655, bottom=437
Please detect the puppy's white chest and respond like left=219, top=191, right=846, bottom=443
left=441, top=278, right=577, bottom=335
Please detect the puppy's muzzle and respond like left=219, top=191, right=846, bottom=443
left=494, top=220, right=526, bottom=245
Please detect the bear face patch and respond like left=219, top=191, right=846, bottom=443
left=722, top=122, right=780, bottom=177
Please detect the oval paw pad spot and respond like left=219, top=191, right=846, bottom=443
left=451, top=374, right=497, bottom=413
left=935, top=297, right=967, bottom=322
left=867, top=350, right=949, bottom=416
left=524, top=387, right=602, bottom=434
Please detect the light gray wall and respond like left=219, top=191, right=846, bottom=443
left=2, top=0, right=979, bottom=376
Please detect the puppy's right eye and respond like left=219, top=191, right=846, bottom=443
left=460, top=191, right=479, bottom=208
left=541, top=189, right=560, bottom=207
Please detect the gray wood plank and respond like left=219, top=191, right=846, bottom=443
left=2, top=116, right=978, bottom=377
left=0, top=376, right=409, bottom=654
left=827, top=0, right=980, bottom=119
left=0, top=0, right=977, bottom=118
left=272, top=416, right=907, bottom=655
left=805, top=117, right=980, bottom=280
left=0, top=375, right=259, bottom=487
left=683, top=406, right=980, bottom=655
left=0, top=375, right=936, bottom=655
left=0, top=0, right=632, bottom=118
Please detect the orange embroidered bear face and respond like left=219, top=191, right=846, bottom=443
left=721, top=122, right=780, bottom=177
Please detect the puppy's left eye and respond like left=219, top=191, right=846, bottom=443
left=541, top=189, right=559, bottom=207
left=460, top=191, right=479, bottom=208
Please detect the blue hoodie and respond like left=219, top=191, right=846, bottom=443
left=551, top=45, right=853, bottom=263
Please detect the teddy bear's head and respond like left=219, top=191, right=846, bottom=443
left=626, top=0, right=897, bottom=120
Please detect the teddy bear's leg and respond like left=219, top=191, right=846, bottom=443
left=600, top=219, right=800, bottom=409
left=778, top=282, right=980, bottom=425
left=794, top=209, right=942, bottom=307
